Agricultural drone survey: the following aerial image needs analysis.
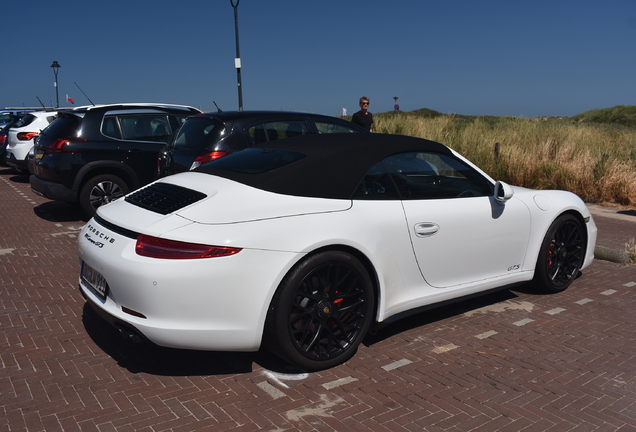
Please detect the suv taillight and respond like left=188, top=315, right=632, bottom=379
left=46, top=137, right=87, bottom=153
left=190, top=151, right=229, bottom=170
left=17, top=132, right=39, bottom=141
left=0, top=135, right=6, bottom=146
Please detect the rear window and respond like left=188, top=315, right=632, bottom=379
left=38, top=115, right=81, bottom=140
left=174, top=117, right=225, bottom=149
left=198, top=148, right=305, bottom=174
left=14, top=114, right=37, bottom=128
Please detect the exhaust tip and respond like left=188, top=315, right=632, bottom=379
left=116, top=325, right=146, bottom=345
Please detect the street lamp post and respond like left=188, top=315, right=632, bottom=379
left=230, top=0, right=243, bottom=111
left=51, top=61, right=61, bottom=108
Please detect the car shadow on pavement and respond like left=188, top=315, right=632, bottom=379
left=3, top=171, right=30, bottom=183
left=364, top=287, right=523, bottom=347
left=81, top=303, right=301, bottom=376
left=34, top=201, right=89, bottom=223
left=81, top=283, right=551, bottom=375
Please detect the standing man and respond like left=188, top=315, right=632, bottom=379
left=351, top=96, right=373, bottom=132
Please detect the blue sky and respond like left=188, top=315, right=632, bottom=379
left=2, top=0, right=635, bottom=118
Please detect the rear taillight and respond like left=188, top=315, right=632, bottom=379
left=17, top=132, right=39, bottom=141
left=190, top=151, right=229, bottom=170
left=46, top=137, right=87, bottom=153
left=0, top=135, right=6, bottom=145
left=135, top=234, right=241, bottom=259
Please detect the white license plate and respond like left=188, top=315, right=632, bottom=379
left=81, top=261, right=109, bottom=300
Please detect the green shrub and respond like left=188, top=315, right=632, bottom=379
left=368, top=109, right=636, bottom=207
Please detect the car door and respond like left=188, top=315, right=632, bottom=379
left=384, top=151, right=532, bottom=288
left=115, top=114, right=172, bottom=184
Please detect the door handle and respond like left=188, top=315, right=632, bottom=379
left=414, top=222, right=440, bottom=238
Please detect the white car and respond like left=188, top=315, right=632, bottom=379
left=78, top=134, right=597, bottom=370
left=5, top=110, right=57, bottom=173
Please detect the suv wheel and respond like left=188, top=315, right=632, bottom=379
left=79, top=174, right=129, bottom=217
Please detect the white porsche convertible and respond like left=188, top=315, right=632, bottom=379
left=78, top=134, right=597, bottom=370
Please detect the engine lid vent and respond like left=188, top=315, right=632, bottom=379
left=125, top=182, right=207, bottom=215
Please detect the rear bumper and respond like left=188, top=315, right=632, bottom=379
left=29, top=174, right=77, bottom=202
left=5, top=152, right=28, bottom=171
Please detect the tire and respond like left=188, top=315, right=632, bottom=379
left=532, top=214, right=585, bottom=293
left=265, top=251, right=374, bottom=371
left=79, top=174, right=129, bottom=217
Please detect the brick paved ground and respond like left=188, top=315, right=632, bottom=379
left=1, top=167, right=635, bottom=432
left=588, top=205, right=636, bottom=253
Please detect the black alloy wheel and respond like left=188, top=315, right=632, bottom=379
left=265, top=251, right=374, bottom=371
left=533, top=213, right=585, bottom=293
left=79, top=174, right=129, bottom=217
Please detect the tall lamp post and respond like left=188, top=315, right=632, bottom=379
left=230, top=0, right=243, bottom=111
left=51, top=61, right=61, bottom=108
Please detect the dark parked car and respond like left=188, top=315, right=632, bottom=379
left=0, top=111, right=34, bottom=166
left=0, top=109, right=35, bottom=128
left=157, top=111, right=369, bottom=177
left=0, top=120, right=18, bottom=167
left=30, top=104, right=200, bottom=216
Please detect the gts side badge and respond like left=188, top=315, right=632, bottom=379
left=508, top=264, right=520, bottom=271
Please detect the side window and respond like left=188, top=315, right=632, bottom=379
left=249, top=124, right=268, bottom=144
left=175, top=115, right=189, bottom=126
left=102, top=117, right=121, bottom=139
left=150, top=117, right=171, bottom=141
left=315, top=121, right=362, bottom=134
left=383, top=152, right=493, bottom=200
left=116, top=116, right=172, bottom=142
left=248, top=120, right=309, bottom=144
left=352, top=162, right=401, bottom=200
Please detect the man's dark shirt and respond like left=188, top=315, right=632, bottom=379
left=351, top=111, right=373, bottom=131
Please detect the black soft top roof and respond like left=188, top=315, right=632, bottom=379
left=196, top=133, right=453, bottom=199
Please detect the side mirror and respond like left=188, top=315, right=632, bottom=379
left=494, top=181, right=514, bottom=205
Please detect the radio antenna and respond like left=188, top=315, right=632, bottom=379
left=74, top=82, right=96, bottom=106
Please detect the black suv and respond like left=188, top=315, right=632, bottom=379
left=30, top=104, right=200, bottom=216
left=157, top=111, right=369, bottom=177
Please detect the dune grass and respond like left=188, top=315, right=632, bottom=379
left=361, top=111, right=636, bottom=207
